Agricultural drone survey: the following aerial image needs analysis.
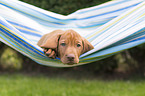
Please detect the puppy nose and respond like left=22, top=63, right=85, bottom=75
left=66, top=54, right=75, bottom=61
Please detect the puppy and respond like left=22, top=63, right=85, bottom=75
left=37, top=29, right=94, bottom=64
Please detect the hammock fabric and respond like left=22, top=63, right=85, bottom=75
left=0, top=0, right=145, bottom=67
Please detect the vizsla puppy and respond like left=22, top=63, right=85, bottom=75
left=37, top=29, right=94, bottom=64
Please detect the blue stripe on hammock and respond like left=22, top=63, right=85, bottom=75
left=0, top=1, right=141, bottom=21
left=76, top=0, right=139, bottom=14
left=0, top=26, right=44, bottom=57
left=7, top=20, right=40, bottom=32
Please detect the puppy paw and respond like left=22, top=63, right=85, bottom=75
left=43, top=48, right=56, bottom=59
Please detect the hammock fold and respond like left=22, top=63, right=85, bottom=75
left=0, top=0, right=145, bottom=67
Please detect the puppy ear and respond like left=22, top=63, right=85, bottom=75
left=37, top=30, right=64, bottom=50
left=82, top=38, right=94, bottom=54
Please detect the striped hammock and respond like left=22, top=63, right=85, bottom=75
left=0, top=0, right=145, bottom=67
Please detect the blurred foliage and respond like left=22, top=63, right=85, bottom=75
left=0, top=0, right=145, bottom=74
left=20, top=0, right=109, bottom=15
left=0, top=47, right=22, bottom=71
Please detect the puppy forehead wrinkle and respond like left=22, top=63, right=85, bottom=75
left=63, top=30, right=82, bottom=39
left=60, top=32, right=82, bottom=45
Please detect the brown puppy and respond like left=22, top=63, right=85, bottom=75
left=37, top=29, right=94, bottom=64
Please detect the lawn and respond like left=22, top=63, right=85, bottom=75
left=0, top=73, right=145, bottom=96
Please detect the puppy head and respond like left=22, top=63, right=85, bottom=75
left=38, top=29, right=94, bottom=64
left=58, top=29, right=94, bottom=64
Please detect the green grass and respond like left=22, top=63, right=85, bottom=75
left=0, top=73, right=145, bottom=96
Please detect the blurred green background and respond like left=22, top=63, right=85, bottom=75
left=0, top=0, right=145, bottom=95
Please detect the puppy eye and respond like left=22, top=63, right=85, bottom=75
left=61, top=43, right=66, bottom=46
left=77, top=44, right=81, bottom=47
